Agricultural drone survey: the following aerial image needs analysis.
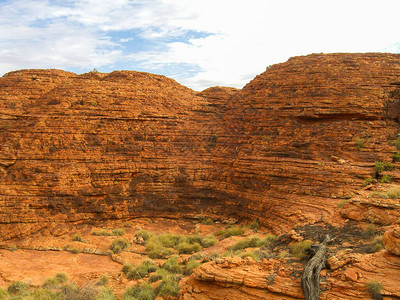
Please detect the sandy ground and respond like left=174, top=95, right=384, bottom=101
left=0, top=249, right=121, bottom=287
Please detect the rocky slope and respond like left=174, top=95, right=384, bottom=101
left=2, top=53, right=400, bottom=299
left=0, top=69, right=221, bottom=239
left=211, top=53, right=400, bottom=232
left=180, top=248, right=400, bottom=300
left=1, top=53, right=400, bottom=240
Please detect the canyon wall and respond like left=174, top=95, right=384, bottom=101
left=1, top=53, right=400, bottom=239
left=209, top=53, right=400, bottom=231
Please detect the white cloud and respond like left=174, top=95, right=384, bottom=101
left=128, top=0, right=400, bottom=89
left=1, top=0, right=400, bottom=89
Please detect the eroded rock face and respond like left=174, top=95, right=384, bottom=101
left=0, top=70, right=220, bottom=239
left=211, top=53, right=400, bottom=231
left=180, top=252, right=400, bottom=299
left=179, top=257, right=303, bottom=300
left=1, top=53, right=400, bottom=239
left=383, top=226, right=400, bottom=255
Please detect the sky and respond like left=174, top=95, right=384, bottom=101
left=0, top=0, right=400, bottom=90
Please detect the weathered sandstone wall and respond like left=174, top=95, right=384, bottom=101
left=1, top=53, right=400, bottom=239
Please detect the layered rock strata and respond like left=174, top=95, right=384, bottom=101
left=0, top=70, right=219, bottom=239
left=210, top=53, right=400, bottom=231
left=179, top=251, right=400, bottom=299
left=1, top=53, right=400, bottom=239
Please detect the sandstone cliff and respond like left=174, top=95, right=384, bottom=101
left=211, top=53, right=400, bottom=232
left=1, top=53, right=400, bottom=240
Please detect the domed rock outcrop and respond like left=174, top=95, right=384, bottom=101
left=210, top=53, right=400, bottom=231
left=0, top=70, right=219, bottom=239
left=1, top=53, right=400, bottom=239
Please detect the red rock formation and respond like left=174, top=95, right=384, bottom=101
left=180, top=257, right=303, bottom=299
left=180, top=251, right=400, bottom=299
left=383, top=226, right=400, bottom=255
left=0, top=70, right=218, bottom=239
left=197, top=86, right=239, bottom=112
left=2, top=53, right=400, bottom=239
left=210, top=53, right=400, bottom=232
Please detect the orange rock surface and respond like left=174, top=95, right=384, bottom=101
left=214, top=53, right=400, bottom=232
left=2, top=53, right=400, bottom=239
left=2, top=53, right=400, bottom=299
left=383, top=226, right=400, bottom=255
left=180, top=250, right=400, bottom=299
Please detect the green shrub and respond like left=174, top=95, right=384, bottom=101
left=162, top=257, right=181, bottom=274
left=363, top=177, right=377, bottom=186
left=183, top=261, right=201, bottom=275
left=42, top=277, right=60, bottom=289
left=201, top=218, right=214, bottom=225
left=141, top=259, right=158, bottom=272
left=111, top=228, right=125, bottom=236
left=96, top=287, right=116, bottom=300
left=148, top=246, right=174, bottom=259
left=124, top=283, right=155, bottom=300
left=146, top=240, right=174, bottom=259
left=58, top=283, right=78, bottom=298
left=261, top=235, right=276, bottom=248
left=249, top=221, right=260, bottom=231
left=55, top=273, right=68, bottom=284
left=366, top=281, right=383, bottom=300
left=251, top=249, right=270, bottom=261
left=379, top=174, right=393, bottom=183
left=185, top=234, right=217, bottom=248
left=392, top=152, right=400, bottom=162
left=149, top=274, right=163, bottom=283
left=200, top=235, right=218, bottom=248
left=222, top=250, right=234, bottom=257
left=370, top=236, right=384, bottom=253
left=290, top=240, right=312, bottom=259
left=216, top=227, right=244, bottom=239
left=371, top=187, right=400, bottom=199
left=110, top=238, right=130, bottom=254
left=150, top=268, right=170, bottom=283
left=126, top=269, right=145, bottom=280
left=72, top=234, right=83, bottom=242
left=126, top=259, right=158, bottom=279
left=92, top=229, right=125, bottom=236
left=92, top=229, right=112, bottom=236
left=370, top=243, right=384, bottom=253
left=231, top=237, right=261, bottom=251
left=375, top=161, right=395, bottom=173
left=393, top=137, right=400, bottom=150
left=176, top=242, right=202, bottom=254
left=8, top=281, right=28, bottom=295
left=0, top=288, right=8, bottom=300
left=24, top=288, right=54, bottom=300
left=185, top=235, right=202, bottom=245
left=239, top=251, right=258, bottom=260
left=355, top=137, right=366, bottom=150
left=207, top=252, right=219, bottom=261
left=158, top=277, right=179, bottom=298
left=156, top=233, right=183, bottom=248
left=59, top=283, right=99, bottom=300
left=135, top=230, right=153, bottom=241
left=97, top=275, right=109, bottom=286
left=278, top=250, right=290, bottom=259
left=122, top=263, right=134, bottom=274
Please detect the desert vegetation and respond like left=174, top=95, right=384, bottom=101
left=1, top=274, right=116, bottom=300
left=0, top=219, right=392, bottom=300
